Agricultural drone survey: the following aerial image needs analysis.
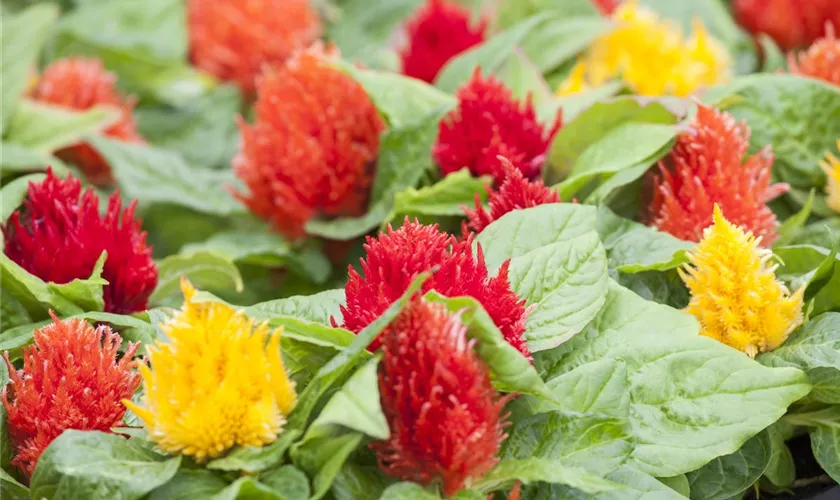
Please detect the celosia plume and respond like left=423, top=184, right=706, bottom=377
left=593, top=0, right=620, bottom=15
left=233, top=45, right=385, bottom=240
left=29, top=57, right=143, bottom=185
left=123, top=279, right=296, bottom=461
left=463, top=157, right=561, bottom=234
left=734, top=0, right=840, bottom=50
left=434, top=70, right=562, bottom=184
left=187, top=0, right=321, bottom=94
left=645, top=104, right=788, bottom=246
left=821, top=140, right=840, bottom=213
left=2, top=315, right=140, bottom=477
left=3, top=170, right=157, bottom=314
left=789, top=27, right=840, bottom=87
left=679, top=205, right=805, bottom=358
left=337, top=219, right=531, bottom=359
left=400, top=0, right=487, bottom=83
left=371, top=299, right=508, bottom=496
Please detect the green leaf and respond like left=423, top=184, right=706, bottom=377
left=0, top=3, right=58, bottom=134
left=759, top=313, right=840, bottom=373
left=528, top=466, right=687, bottom=500
left=150, top=250, right=244, bottom=305
left=291, top=433, right=363, bottom=500
left=773, top=245, right=840, bottom=315
left=48, top=252, right=108, bottom=313
left=5, top=100, right=120, bottom=154
left=0, top=143, right=67, bottom=176
left=596, top=206, right=692, bottom=273
left=30, top=431, right=180, bottom=500
left=206, top=429, right=301, bottom=473
left=246, top=289, right=346, bottom=325
left=0, top=173, right=45, bottom=223
left=472, top=458, right=618, bottom=494
left=0, top=468, right=28, bottom=500
left=384, top=169, right=490, bottom=227
left=332, top=463, right=393, bottom=500
left=148, top=470, right=229, bottom=500
left=763, top=423, right=795, bottom=487
left=88, top=136, right=245, bottom=215
left=685, top=430, right=772, bottom=500
left=380, top=482, right=440, bottom=500
left=657, top=474, right=690, bottom=497
left=639, top=0, right=747, bottom=45
left=774, top=190, right=815, bottom=247
left=521, top=15, right=613, bottom=74
left=496, top=50, right=555, bottom=111
left=496, top=0, right=599, bottom=30
left=797, top=218, right=840, bottom=249
left=259, top=466, right=310, bottom=500
left=758, top=35, right=786, bottom=72
left=811, top=424, right=840, bottom=483
left=538, top=358, right=630, bottom=418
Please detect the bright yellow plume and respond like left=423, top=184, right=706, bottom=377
left=821, top=140, right=840, bottom=214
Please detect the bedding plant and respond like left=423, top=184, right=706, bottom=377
left=1, top=0, right=840, bottom=499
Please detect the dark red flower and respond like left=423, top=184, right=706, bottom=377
left=789, top=26, right=840, bottom=87
left=734, top=0, right=840, bottom=50
left=400, top=0, right=487, bottom=83
left=371, top=298, right=508, bottom=496
left=463, top=157, right=561, bottom=234
left=337, top=219, right=530, bottom=359
left=187, top=0, right=321, bottom=94
left=233, top=45, right=385, bottom=240
left=433, top=70, right=562, bottom=184
left=644, top=105, right=788, bottom=246
left=3, top=170, right=157, bottom=314
left=29, top=58, right=143, bottom=185
left=2, top=315, right=141, bottom=477
left=593, top=0, right=620, bottom=15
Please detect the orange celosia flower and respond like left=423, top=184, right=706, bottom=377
left=789, top=26, right=840, bottom=87
left=734, top=0, right=840, bottom=50
left=187, top=0, right=321, bottom=94
left=233, top=45, right=385, bottom=239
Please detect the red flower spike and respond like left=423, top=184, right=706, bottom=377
left=337, top=219, right=531, bottom=359
left=734, top=0, right=840, bottom=50
left=464, top=157, right=561, bottom=234
left=187, top=0, right=321, bottom=94
left=3, top=170, right=157, bottom=314
left=593, top=0, right=620, bottom=15
left=371, top=299, right=508, bottom=496
left=433, top=70, right=562, bottom=184
left=400, top=0, right=487, bottom=83
left=644, top=105, right=788, bottom=246
left=29, top=58, right=143, bottom=185
left=233, top=45, right=385, bottom=240
left=789, top=26, right=840, bottom=87
left=2, top=314, right=141, bottom=477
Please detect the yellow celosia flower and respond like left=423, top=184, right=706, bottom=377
left=820, top=140, right=840, bottom=213
left=678, top=205, right=805, bottom=358
left=124, top=278, right=296, bottom=461
left=557, top=1, right=730, bottom=97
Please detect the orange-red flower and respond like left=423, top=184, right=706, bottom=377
left=3, top=170, right=157, bottom=314
left=593, top=0, right=620, bottom=15
left=434, top=70, right=562, bottom=185
left=463, top=157, right=561, bottom=234
left=233, top=46, right=385, bottom=240
left=187, top=0, right=321, bottom=94
left=789, top=27, right=840, bottom=86
left=371, top=298, right=508, bottom=496
left=336, top=219, right=531, bottom=359
left=734, top=0, right=840, bottom=50
left=29, top=57, right=143, bottom=185
left=2, top=315, right=141, bottom=477
left=400, top=0, right=487, bottom=83
left=644, top=105, right=788, bottom=246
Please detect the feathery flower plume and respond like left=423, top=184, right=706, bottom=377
left=29, top=57, right=143, bottom=185
left=734, top=0, right=840, bottom=50
left=124, top=279, right=296, bottom=461
left=3, top=170, right=157, bottom=314
left=434, top=70, right=562, bottom=184
left=789, top=26, right=840, bottom=87
left=187, top=0, right=321, bottom=94
left=233, top=45, right=385, bottom=240
left=2, top=315, right=140, bottom=477
left=372, top=299, right=508, bottom=496
left=463, top=157, right=560, bottom=234
left=400, top=0, right=487, bottom=83
left=593, top=0, right=620, bottom=15
left=337, top=219, right=530, bottom=359
left=645, top=104, right=788, bottom=246
left=821, top=140, right=840, bottom=213
left=679, top=205, right=805, bottom=358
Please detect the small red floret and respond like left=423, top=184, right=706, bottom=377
left=734, top=0, right=840, bottom=50
left=29, top=58, right=143, bottom=185
left=400, top=0, right=487, bottom=83
left=3, top=170, right=157, bottom=313
left=593, top=0, right=620, bottom=15
left=645, top=105, right=788, bottom=246
left=434, top=70, right=562, bottom=184
left=789, top=26, right=840, bottom=87
left=2, top=315, right=141, bottom=477
left=371, top=299, right=508, bottom=496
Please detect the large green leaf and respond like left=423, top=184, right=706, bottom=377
left=246, top=289, right=346, bottom=326
left=495, top=0, right=599, bottom=30
left=763, top=423, right=796, bottom=487
left=773, top=245, right=840, bottom=315
left=148, top=470, right=230, bottom=500
left=685, top=431, right=772, bottom=500
left=5, top=100, right=120, bottom=154
left=0, top=143, right=68, bottom=177
left=596, top=206, right=692, bottom=273
left=384, top=169, right=490, bottom=227
left=332, top=463, right=393, bottom=500
left=526, top=466, right=686, bottom=500
left=471, top=458, right=618, bottom=494
left=206, top=429, right=301, bottom=474
left=0, top=173, right=45, bottom=223
left=811, top=424, right=840, bottom=483
left=522, top=15, right=612, bottom=74
left=149, top=250, right=243, bottom=305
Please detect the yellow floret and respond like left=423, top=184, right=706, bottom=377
left=820, top=140, right=840, bottom=214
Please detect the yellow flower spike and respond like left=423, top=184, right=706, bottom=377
left=556, top=62, right=590, bottom=96
left=123, top=278, right=297, bottom=461
left=679, top=205, right=805, bottom=358
left=820, top=140, right=840, bottom=214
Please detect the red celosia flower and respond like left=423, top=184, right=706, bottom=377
left=433, top=70, right=562, bottom=184
left=371, top=298, right=508, bottom=496
left=400, top=0, right=487, bottom=83
left=645, top=105, right=789, bottom=246
left=2, top=315, right=141, bottom=477
left=29, top=58, right=143, bottom=185
left=3, top=170, right=157, bottom=314
left=463, top=157, right=561, bottom=234
left=187, top=0, right=321, bottom=94
left=593, top=0, right=620, bottom=15
left=337, top=219, right=531, bottom=359
left=734, top=0, right=840, bottom=50
left=789, top=27, right=840, bottom=86
left=233, top=46, right=385, bottom=240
